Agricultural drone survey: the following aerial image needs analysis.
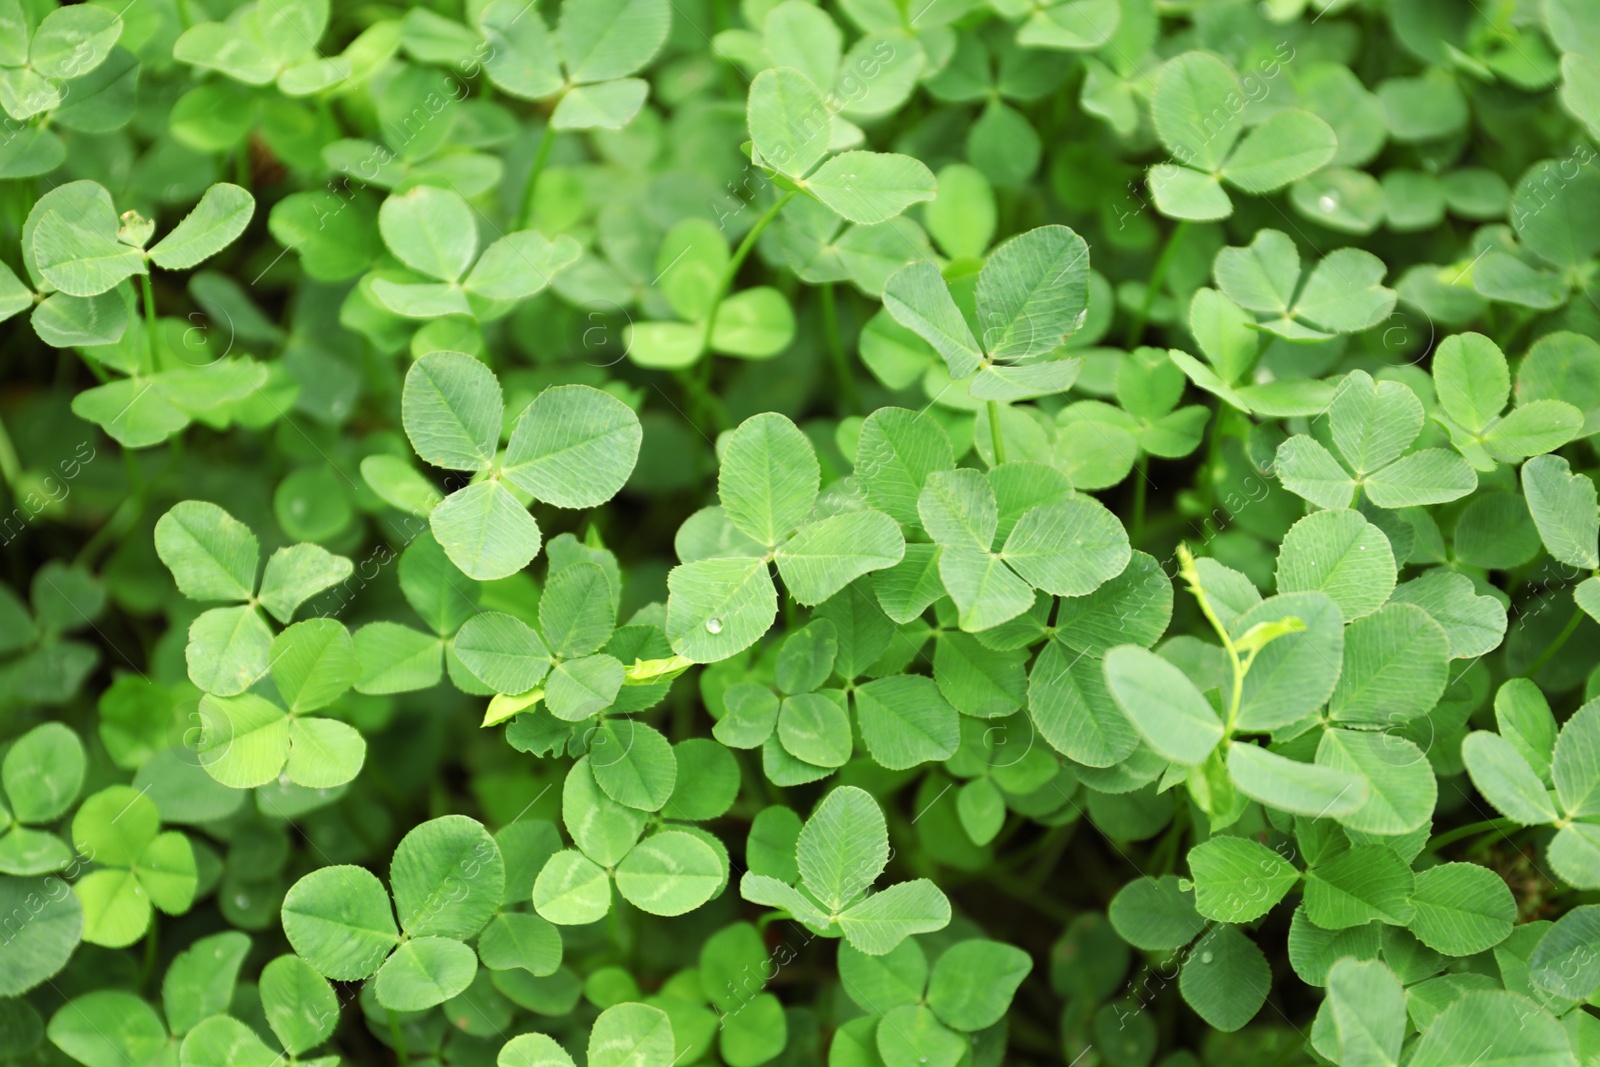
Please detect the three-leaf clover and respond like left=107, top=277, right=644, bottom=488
left=0, top=723, right=85, bottom=875
left=739, top=786, right=951, bottom=956
left=1146, top=52, right=1338, bottom=221
left=155, top=501, right=355, bottom=696
left=532, top=757, right=727, bottom=924
left=1430, top=332, right=1583, bottom=468
left=401, top=351, right=643, bottom=580
left=1274, top=370, right=1479, bottom=509
left=283, top=815, right=505, bottom=1011
left=71, top=785, right=197, bottom=948
left=368, top=186, right=581, bottom=320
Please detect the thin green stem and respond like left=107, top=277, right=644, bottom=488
left=1131, top=456, right=1148, bottom=547
left=820, top=282, right=858, bottom=414
left=986, top=400, right=1007, bottom=464
left=1523, top=606, right=1584, bottom=680
left=702, top=189, right=799, bottom=351
left=139, top=272, right=159, bottom=366
left=518, top=122, right=558, bottom=229
left=387, top=1009, right=408, bottom=1063
left=1177, top=544, right=1244, bottom=731
left=0, top=411, right=21, bottom=490
left=1125, top=220, right=1190, bottom=347
left=1427, top=817, right=1520, bottom=853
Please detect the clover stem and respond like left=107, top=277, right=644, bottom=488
left=1131, top=456, right=1148, bottom=546
left=1177, top=544, right=1244, bottom=733
left=0, top=412, right=20, bottom=491
left=987, top=401, right=1007, bottom=465
left=1523, top=606, right=1584, bottom=680
left=518, top=121, right=558, bottom=229
left=138, top=921, right=159, bottom=993
left=702, top=188, right=800, bottom=353
left=387, top=1009, right=408, bottom=1062
left=1125, top=219, right=1189, bottom=348
left=820, top=282, right=858, bottom=414
left=1426, top=817, right=1520, bottom=853
left=139, top=272, right=159, bottom=366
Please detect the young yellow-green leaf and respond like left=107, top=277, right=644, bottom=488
left=147, top=184, right=255, bottom=269
left=1231, top=592, right=1344, bottom=733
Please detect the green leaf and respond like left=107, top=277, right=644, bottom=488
left=1433, top=332, right=1509, bottom=435
left=1407, top=991, right=1574, bottom=1067
left=926, top=939, right=1032, bottom=1031
left=748, top=67, right=830, bottom=179
left=403, top=351, right=503, bottom=472
left=0, top=875, right=81, bottom=996
left=502, top=385, right=642, bottom=508
left=587, top=1002, right=676, bottom=1067
left=1188, top=836, right=1299, bottom=922
left=876, top=1004, right=964, bottom=1067
left=429, top=479, right=543, bottom=581
left=999, top=498, right=1131, bottom=597
left=155, top=501, right=258, bottom=602
left=1521, top=455, right=1599, bottom=570
left=806, top=152, right=936, bottom=225
left=260, top=954, right=338, bottom=1055
left=282, top=865, right=399, bottom=980
left=1408, top=862, right=1516, bottom=956
left=1226, top=743, right=1366, bottom=818
left=1179, top=924, right=1270, bottom=1033
left=1462, top=731, right=1558, bottom=824
left=590, top=719, right=677, bottom=810
left=1553, top=699, right=1600, bottom=819
left=194, top=692, right=289, bottom=787
left=1275, top=509, right=1395, bottom=621
left=614, top=830, right=723, bottom=915
left=719, top=412, right=819, bottom=547
left=391, top=815, right=504, bottom=939
left=532, top=849, right=612, bottom=924
left=837, top=879, right=952, bottom=956
left=177, top=1014, right=279, bottom=1067
left=1321, top=958, right=1404, bottom=1067
left=1316, top=728, right=1437, bottom=835
left=1231, top=593, right=1344, bottom=733
left=666, top=556, right=777, bottom=663
left=455, top=611, right=551, bottom=695
left=881, top=261, right=983, bottom=378
left=379, top=186, right=477, bottom=282
left=48, top=991, right=167, bottom=1067
left=258, top=543, right=353, bottom=625
left=775, top=509, right=905, bottom=605
left=269, top=618, right=357, bottom=713
left=549, top=78, right=648, bottom=130
left=1328, top=604, right=1449, bottom=726
left=1222, top=110, right=1337, bottom=193
left=1, top=723, right=85, bottom=824
left=854, top=674, right=959, bottom=770
left=797, top=786, right=888, bottom=912
left=1103, top=644, right=1223, bottom=765
left=558, top=0, right=670, bottom=83
left=147, top=184, right=255, bottom=269
left=463, top=231, right=582, bottom=301
left=375, top=935, right=478, bottom=1011
left=1150, top=52, right=1244, bottom=171
left=974, top=224, right=1091, bottom=360
left=1304, top=844, right=1414, bottom=928
left=1109, top=875, right=1207, bottom=952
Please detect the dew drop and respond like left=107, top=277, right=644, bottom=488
left=1200, top=951, right=1214, bottom=964
left=1317, top=193, right=1340, bottom=213
left=133, top=885, right=143, bottom=896
left=234, top=894, right=251, bottom=908
left=705, top=617, right=724, bottom=634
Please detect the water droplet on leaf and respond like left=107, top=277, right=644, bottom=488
left=1200, top=951, right=1214, bottom=964
left=1318, top=193, right=1339, bottom=212
left=705, top=617, right=723, bottom=634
